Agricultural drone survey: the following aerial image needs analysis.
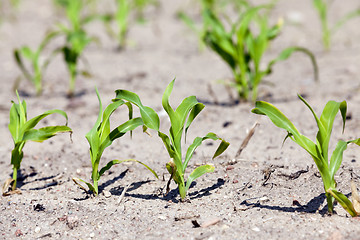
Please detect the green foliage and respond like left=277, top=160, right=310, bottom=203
left=73, top=89, right=158, bottom=195
left=103, top=0, right=157, bottom=50
left=8, top=91, right=72, bottom=191
left=50, top=0, right=96, bottom=97
left=114, top=80, right=229, bottom=200
left=203, top=4, right=318, bottom=102
left=313, top=0, right=360, bottom=50
left=177, top=0, right=249, bottom=51
left=13, top=32, right=58, bottom=96
left=252, top=95, right=360, bottom=217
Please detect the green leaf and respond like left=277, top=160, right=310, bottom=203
left=86, top=88, right=103, bottom=164
left=332, top=9, right=360, bottom=33
left=329, top=140, right=348, bottom=180
left=113, top=89, right=160, bottom=131
left=185, top=164, right=215, bottom=192
left=184, top=103, right=205, bottom=141
left=23, top=126, right=72, bottom=142
left=158, top=131, right=175, bottom=158
left=316, top=99, right=346, bottom=160
left=267, top=47, right=318, bottom=82
left=72, top=177, right=98, bottom=194
left=161, top=79, right=176, bottom=122
left=183, top=132, right=229, bottom=172
left=19, top=46, right=34, bottom=60
left=99, top=159, right=158, bottom=179
left=14, top=49, right=33, bottom=83
left=252, top=101, right=318, bottom=162
left=100, top=117, right=144, bottom=151
left=327, top=188, right=358, bottom=217
left=22, top=109, right=69, bottom=134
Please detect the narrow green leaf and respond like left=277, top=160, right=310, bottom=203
left=185, top=103, right=205, bottom=141
left=327, top=188, right=358, bottom=217
left=113, top=89, right=160, bottom=131
left=72, top=177, right=97, bottom=194
left=252, top=101, right=318, bottom=160
left=185, top=164, right=215, bottom=192
left=332, top=9, right=360, bottom=33
left=23, top=126, right=72, bottom=142
left=22, top=109, right=69, bottom=133
left=99, top=159, right=158, bottom=179
left=267, top=47, right=318, bottom=82
left=100, top=117, right=144, bottom=151
left=183, top=132, right=229, bottom=172
left=329, top=140, right=348, bottom=180
left=162, top=79, right=176, bottom=121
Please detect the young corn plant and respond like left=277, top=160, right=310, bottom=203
left=114, top=80, right=229, bottom=200
left=8, top=91, right=72, bottom=191
left=13, top=32, right=58, bottom=96
left=73, top=89, right=158, bottom=195
left=252, top=95, right=360, bottom=217
left=133, top=0, right=158, bottom=22
left=103, top=0, right=157, bottom=50
left=177, top=0, right=249, bottom=51
left=51, top=0, right=96, bottom=97
left=313, top=0, right=360, bottom=50
left=204, top=5, right=318, bottom=102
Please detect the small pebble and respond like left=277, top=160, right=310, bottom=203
left=158, top=215, right=166, bottom=220
left=252, top=227, right=260, bottom=232
left=89, top=232, right=95, bottom=238
left=34, top=227, right=41, bottom=233
left=103, top=190, right=111, bottom=198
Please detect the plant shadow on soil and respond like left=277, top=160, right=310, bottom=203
left=240, top=193, right=330, bottom=215
left=109, top=177, right=225, bottom=203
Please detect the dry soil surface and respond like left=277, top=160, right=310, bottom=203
left=1, top=0, right=360, bottom=239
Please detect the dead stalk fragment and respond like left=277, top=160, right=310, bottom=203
left=252, top=94, right=360, bottom=217
left=235, top=122, right=259, bottom=158
left=114, top=79, right=229, bottom=200
left=73, top=88, right=158, bottom=195
left=8, top=91, right=72, bottom=191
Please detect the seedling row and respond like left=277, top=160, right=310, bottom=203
left=2, top=1, right=360, bottom=237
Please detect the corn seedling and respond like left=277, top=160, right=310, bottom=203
left=50, top=0, right=96, bottom=97
left=313, top=0, right=360, bottom=50
left=252, top=95, right=360, bottom=216
left=8, top=91, right=72, bottom=191
left=73, top=89, right=158, bottom=195
left=13, top=32, right=58, bottom=96
left=133, top=0, right=158, bottom=22
left=178, top=0, right=249, bottom=51
left=103, top=0, right=157, bottom=50
left=204, top=4, right=318, bottom=102
left=114, top=80, right=229, bottom=200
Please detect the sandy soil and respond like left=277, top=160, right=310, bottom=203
left=1, top=0, right=360, bottom=239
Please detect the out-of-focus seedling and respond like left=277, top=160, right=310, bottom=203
left=103, top=0, right=158, bottom=50
left=204, top=4, right=318, bottom=102
left=50, top=0, right=96, bottom=97
left=313, top=0, right=360, bottom=50
left=13, top=32, right=58, bottom=96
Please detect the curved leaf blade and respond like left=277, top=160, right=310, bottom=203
left=99, top=159, right=158, bottom=179
left=23, top=126, right=72, bottom=142
left=185, top=164, right=215, bottom=192
left=327, top=188, right=358, bottom=217
left=113, top=89, right=160, bottom=131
